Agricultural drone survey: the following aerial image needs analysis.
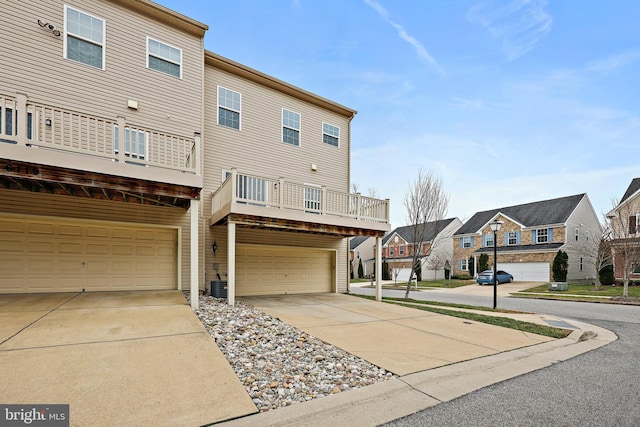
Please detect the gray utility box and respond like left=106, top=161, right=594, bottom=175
left=210, top=281, right=228, bottom=298
left=548, top=282, right=568, bottom=291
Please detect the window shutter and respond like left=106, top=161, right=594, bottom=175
left=460, top=238, right=463, bottom=248
left=504, top=232, right=508, bottom=245
left=548, top=228, right=553, bottom=242
left=470, top=237, right=474, bottom=248
left=458, top=259, right=462, bottom=270
left=516, top=231, right=521, bottom=244
left=482, top=235, right=486, bottom=246
left=630, top=215, right=637, bottom=235
left=532, top=230, right=537, bottom=242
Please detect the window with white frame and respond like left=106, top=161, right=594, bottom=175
left=65, top=6, right=105, bottom=69
left=579, top=257, right=583, bottom=271
left=586, top=231, right=590, bottom=241
left=462, top=236, right=472, bottom=248
left=507, top=231, right=518, bottom=245
left=536, top=228, right=549, bottom=243
left=304, top=184, right=321, bottom=213
left=322, top=123, right=339, bottom=147
left=147, top=37, right=182, bottom=78
left=399, top=246, right=404, bottom=255
left=575, top=228, right=579, bottom=241
left=282, top=109, right=300, bottom=146
left=484, top=233, right=494, bottom=247
left=460, top=258, right=469, bottom=271
left=389, top=246, right=394, bottom=256
left=218, top=87, right=241, bottom=130
left=114, top=126, right=147, bottom=160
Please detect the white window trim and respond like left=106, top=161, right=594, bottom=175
left=217, top=86, right=242, bottom=130
left=146, top=36, right=182, bottom=79
left=460, top=258, right=469, bottom=271
left=536, top=228, right=548, bottom=243
left=462, top=236, right=472, bottom=248
left=64, top=5, right=106, bottom=70
left=575, top=228, right=579, bottom=241
left=113, top=125, right=148, bottom=161
left=507, top=231, right=518, bottom=245
left=485, top=233, right=495, bottom=247
left=322, top=122, right=340, bottom=147
left=282, top=108, right=301, bottom=147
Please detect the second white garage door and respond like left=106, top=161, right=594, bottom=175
left=236, top=245, right=334, bottom=296
left=498, top=262, right=550, bottom=282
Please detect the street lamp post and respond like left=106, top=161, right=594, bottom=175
left=489, top=219, right=504, bottom=310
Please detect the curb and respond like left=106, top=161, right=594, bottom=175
left=218, top=320, right=616, bottom=427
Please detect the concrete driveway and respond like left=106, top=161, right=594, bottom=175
left=241, top=293, right=554, bottom=376
left=0, top=291, right=256, bottom=426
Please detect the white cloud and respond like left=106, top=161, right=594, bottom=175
left=363, top=0, right=446, bottom=76
left=587, top=50, right=640, bottom=73
left=467, top=0, right=553, bottom=60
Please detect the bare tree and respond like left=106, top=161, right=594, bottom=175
left=568, top=219, right=611, bottom=289
left=425, top=253, right=447, bottom=281
left=403, top=170, right=449, bottom=299
left=367, top=187, right=379, bottom=199
left=351, top=183, right=360, bottom=194
left=607, top=199, right=640, bottom=297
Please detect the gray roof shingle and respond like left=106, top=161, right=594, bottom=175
left=349, top=236, right=369, bottom=250
left=382, top=218, right=457, bottom=245
left=455, top=194, right=586, bottom=235
left=621, top=178, right=640, bottom=204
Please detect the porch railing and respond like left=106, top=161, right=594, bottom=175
left=211, top=168, right=390, bottom=223
left=0, top=93, right=200, bottom=175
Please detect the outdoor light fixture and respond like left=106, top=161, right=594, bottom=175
left=211, top=241, right=217, bottom=255
left=489, top=219, right=504, bottom=310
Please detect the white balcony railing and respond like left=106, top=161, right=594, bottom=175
left=211, top=169, right=390, bottom=224
left=0, top=93, right=200, bottom=175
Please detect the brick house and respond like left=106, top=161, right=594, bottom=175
left=606, top=178, right=640, bottom=283
left=382, top=218, right=462, bottom=281
left=452, top=194, right=600, bottom=282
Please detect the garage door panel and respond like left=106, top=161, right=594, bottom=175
left=498, top=262, right=549, bottom=282
left=0, top=216, right=177, bottom=293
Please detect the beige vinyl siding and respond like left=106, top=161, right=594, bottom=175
left=202, top=66, right=351, bottom=216
left=1, top=0, right=203, bottom=137
left=0, top=188, right=193, bottom=290
left=207, top=226, right=349, bottom=293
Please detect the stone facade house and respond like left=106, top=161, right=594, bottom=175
left=452, top=194, right=600, bottom=282
left=606, top=178, right=640, bottom=283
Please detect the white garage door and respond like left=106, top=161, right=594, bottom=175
left=498, top=262, right=550, bottom=282
left=0, top=216, right=177, bottom=293
left=393, top=268, right=413, bottom=282
left=236, top=245, right=333, bottom=296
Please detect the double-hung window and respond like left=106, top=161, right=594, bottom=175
left=282, top=109, right=300, bottom=146
left=218, top=87, right=241, bottom=130
left=461, top=236, right=473, bottom=248
left=322, top=123, right=339, bottom=147
left=507, top=231, right=519, bottom=245
left=114, top=126, right=147, bottom=160
left=536, top=228, right=549, bottom=243
left=147, top=37, right=182, bottom=78
left=64, top=6, right=105, bottom=69
left=460, top=258, right=469, bottom=271
left=484, top=234, right=494, bottom=247
left=389, top=247, right=394, bottom=256
left=399, top=246, right=404, bottom=255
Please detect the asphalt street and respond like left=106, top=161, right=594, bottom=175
left=350, top=286, right=640, bottom=427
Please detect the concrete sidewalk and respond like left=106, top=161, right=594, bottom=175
left=222, top=294, right=616, bottom=427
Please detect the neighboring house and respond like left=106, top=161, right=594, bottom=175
left=606, top=178, right=640, bottom=283
left=382, top=218, right=462, bottom=282
left=349, top=236, right=374, bottom=278
left=0, top=1, right=390, bottom=308
left=452, top=194, right=600, bottom=282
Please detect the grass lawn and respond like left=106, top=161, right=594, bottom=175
left=519, top=283, right=640, bottom=298
left=349, top=278, right=371, bottom=283
left=366, top=279, right=472, bottom=289
left=353, top=295, right=570, bottom=339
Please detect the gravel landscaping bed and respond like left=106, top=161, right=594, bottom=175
left=186, top=293, right=394, bottom=412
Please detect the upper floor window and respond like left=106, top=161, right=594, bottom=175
left=282, top=109, right=300, bottom=146
left=218, top=87, right=241, bottom=130
left=322, top=123, right=339, bottom=147
left=483, top=234, right=494, bottom=247
left=534, top=228, right=551, bottom=243
left=65, top=6, right=105, bottom=69
left=575, top=228, right=579, bottom=241
left=389, top=246, right=394, bottom=256
left=147, top=37, right=182, bottom=78
left=506, top=231, right=520, bottom=245
left=461, top=236, right=473, bottom=248
left=586, top=231, right=590, bottom=241
left=629, top=215, right=638, bottom=235
left=399, top=246, right=404, bottom=255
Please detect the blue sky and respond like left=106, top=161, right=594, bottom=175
left=160, top=0, right=640, bottom=228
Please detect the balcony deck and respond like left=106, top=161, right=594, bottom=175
left=0, top=93, right=202, bottom=189
left=210, top=169, right=390, bottom=236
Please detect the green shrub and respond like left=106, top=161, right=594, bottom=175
left=552, top=250, right=568, bottom=282
left=599, top=265, right=615, bottom=285
left=468, top=256, right=475, bottom=277
left=478, top=253, right=489, bottom=273
left=357, top=259, right=364, bottom=279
